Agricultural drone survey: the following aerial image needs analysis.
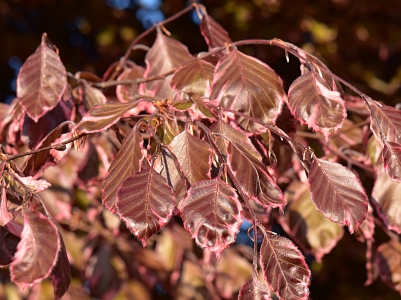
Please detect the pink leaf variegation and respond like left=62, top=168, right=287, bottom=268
left=200, top=12, right=232, bottom=53
left=181, top=178, right=242, bottom=260
left=370, top=101, right=401, bottom=145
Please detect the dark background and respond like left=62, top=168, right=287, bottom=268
left=1, top=0, right=401, bottom=299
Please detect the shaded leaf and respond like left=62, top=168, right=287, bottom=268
left=288, top=71, right=346, bottom=138
left=260, top=234, right=310, bottom=300
left=181, top=178, right=242, bottom=260
left=370, top=101, right=401, bottom=145
left=49, top=234, right=71, bottom=299
left=116, top=64, right=145, bottom=103
left=200, top=13, right=232, bottom=56
left=144, top=30, right=192, bottom=98
left=102, top=125, right=143, bottom=212
left=376, top=239, right=401, bottom=293
left=382, top=141, right=401, bottom=182
left=210, top=49, right=285, bottom=131
left=116, top=167, right=176, bottom=246
left=0, top=226, right=20, bottom=267
left=17, top=34, right=67, bottom=122
left=308, top=158, right=368, bottom=233
left=238, top=277, right=271, bottom=300
left=169, top=130, right=211, bottom=185
left=10, top=209, right=60, bottom=289
left=80, top=83, right=106, bottom=111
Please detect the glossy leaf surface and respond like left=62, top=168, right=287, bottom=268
left=17, top=34, right=67, bottom=122
left=260, top=234, right=310, bottom=300
left=238, top=277, right=271, bottom=300
left=382, top=142, right=401, bottom=182
left=116, top=167, right=176, bottom=246
left=210, top=49, right=285, bottom=131
left=370, top=102, right=401, bottom=145
left=376, top=239, right=401, bottom=293
left=181, top=178, right=242, bottom=260
left=308, top=158, right=368, bottom=233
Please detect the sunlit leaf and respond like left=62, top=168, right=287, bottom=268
left=382, top=141, right=401, bottom=182
left=376, top=239, right=401, bottom=293
left=210, top=49, right=285, bottom=131
left=10, top=209, right=60, bottom=289
left=200, top=13, right=232, bottom=56
left=308, top=158, right=368, bottom=233
left=288, top=71, right=346, bottom=138
left=260, top=234, right=310, bottom=300
left=238, top=277, right=271, bottom=300
left=116, top=167, right=176, bottom=246
left=370, top=101, right=401, bottom=145
left=102, top=124, right=143, bottom=212
left=181, top=178, right=242, bottom=260
left=116, top=64, right=145, bottom=103
left=0, top=226, right=20, bottom=267
left=17, top=33, right=67, bottom=122
left=49, top=234, right=71, bottom=299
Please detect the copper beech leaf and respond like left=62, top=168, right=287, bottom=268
left=370, top=101, right=401, bottom=145
left=0, top=226, right=20, bottom=267
left=260, top=234, right=310, bottom=300
left=102, top=125, right=143, bottom=212
left=116, top=64, right=145, bottom=103
left=376, top=239, right=401, bottom=293
left=227, top=143, right=285, bottom=209
left=210, top=49, right=285, bottom=131
left=171, top=59, right=214, bottom=96
left=382, top=142, right=401, bottom=182
left=238, top=277, right=271, bottom=300
left=287, top=71, right=346, bottom=138
left=308, top=158, right=368, bottom=233
left=80, top=83, right=106, bottom=111
left=17, top=34, right=67, bottom=122
left=169, top=130, right=211, bottom=185
left=200, top=13, right=232, bottom=56
left=10, top=209, right=60, bottom=289
left=49, top=234, right=71, bottom=299
left=74, top=101, right=138, bottom=134
left=116, top=167, right=176, bottom=247
left=181, top=178, right=242, bottom=260
left=144, top=30, right=192, bottom=98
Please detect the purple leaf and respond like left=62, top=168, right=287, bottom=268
left=238, top=277, right=271, bottom=300
left=181, top=178, right=242, bottom=260
left=17, top=34, right=67, bottom=122
left=308, top=158, right=368, bottom=233
left=376, top=239, right=401, bottom=293
left=10, top=209, right=60, bottom=289
left=382, top=142, right=401, bottom=182
left=0, top=226, right=20, bottom=267
left=200, top=13, right=232, bottom=56
left=288, top=71, right=346, bottom=138
left=210, top=49, right=285, bottom=132
left=49, top=234, right=71, bottom=299
left=102, top=125, right=143, bottom=212
left=116, top=167, right=176, bottom=246
left=116, top=64, right=145, bottom=103
left=370, top=101, right=401, bottom=145
left=260, top=234, right=310, bottom=300
left=79, top=82, right=107, bottom=111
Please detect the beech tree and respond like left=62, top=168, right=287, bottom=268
left=1, top=3, right=400, bottom=299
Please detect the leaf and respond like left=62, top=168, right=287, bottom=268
left=171, top=59, right=214, bottom=96
left=74, top=101, right=138, bottom=134
left=238, top=277, right=271, bottom=300
left=227, top=143, right=285, bottom=209
left=0, top=226, right=20, bottom=267
left=210, top=49, right=285, bottom=132
left=144, top=30, right=192, bottom=98
left=116, top=64, right=145, bottom=103
left=102, top=125, right=143, bottom=212
left=260, top=234, right=310, bottom=300
left=376, top=239, right=401, bottom=293
left=116, top=167, right=176, bottom=246
left=10, top=209, right=60, bottom=289
left=370, top=101, right=401, bottom=145
left=181, top=178, right=242, bottom=260
left=169, top=130, right=211, bottom=185
left=80, top=82, right=107, bottom=111
left=17, top=33, right=67, bottom=122
left=49, top=234, right=71, bottom=299
left=288, top=71, right=346, bottom=138
left=382, top=142, right=401, bottom=182
left=200, top=13, right=232, bottom=55
left=308, top=158, right=368, bottom=233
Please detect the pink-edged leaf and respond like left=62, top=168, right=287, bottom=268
left=116, top=64, right=145, bottom=103
left=382, top=141, right=401, bottom=182
left=308, top=158, right=368, bottom=233
left=288, top=71, right=346, bottom=138
left=169, top=130, right=211, bottom=185
left=227, top=143, right=285, bottom=209
left=74, top=101, right=138, bottom=134
left=80, top=83, right=106, bottom=111
left=102, top=125, right=143, bottom=213
left=49, top=234, right=71, bottom=299
left=376, top=239, right=401, bottom=293
left=200, top=13, right=232, bottom=55
left=371, top=165, right=401, bottom=234
left=10, top=209, right=60, bottom=289
left=210, top=49, right=285, bottom=131
left=171, top=59, right=214, bottom=96
left=260, top=234, right=310, bottom=300
left=17, top=34, right=67, bottom=122
left=14, top=174, right=51, bottom=193
left=370, top=101, right=401, bottom=145
left=116, top=167, right=176, bottom=246
left=0, top=226, right=20, bottom=267
left=181, top=178, right=242, bottom=260
left=143, top=30, right=192, bottom=98
left=238, top=277, right=271, bottom=300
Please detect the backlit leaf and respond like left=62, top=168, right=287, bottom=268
left=17, top=34, right=67, bottom=122
left=116, top=167, right=176, bottom=246
left=10, top=209, right=60, bottom=289
left=370, top=101, right=401, bottom=145
left=181, top=178, right=242, bottom=260
left=116, top=64, right=145, bottom=103
left=210, top=49, right=285, bottom=131
left=200, top=13, right=232, bottom=56
left=102, top=124, right=143, bottom=212
left=238, top=277, right=271, bottom=300
left=80, top=83, right=106, bottom=111
left=260, top=234, right=310, bottom=300
left=382, top=142, right=401, bottom=182
left=376, top=239, right=401, bottom=293
left=49, top=234, right=71, bottom=299
left=308, top=158, right=368, bottom=233
left=0, top=226, right=20, bottom=267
